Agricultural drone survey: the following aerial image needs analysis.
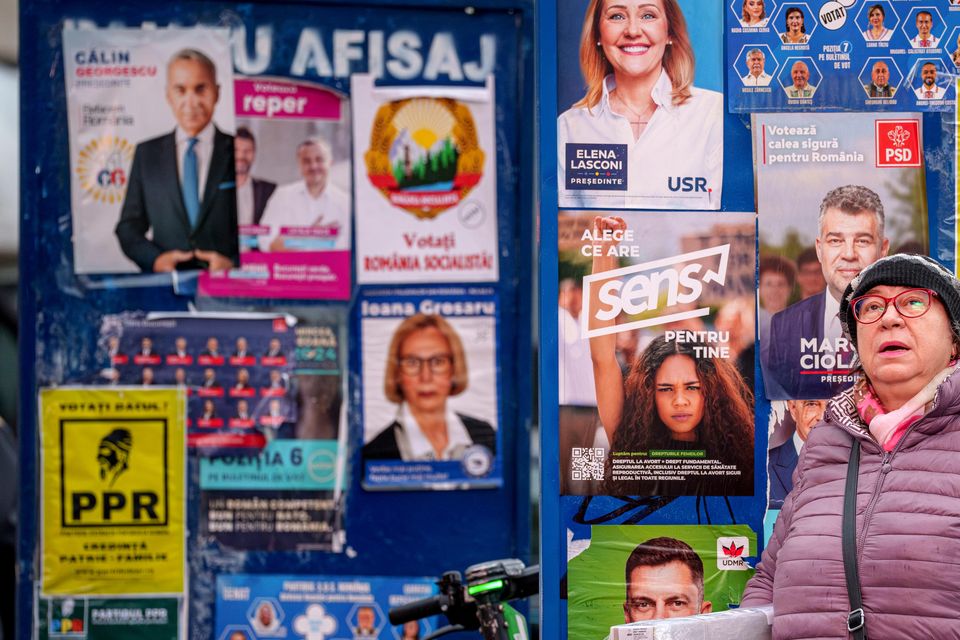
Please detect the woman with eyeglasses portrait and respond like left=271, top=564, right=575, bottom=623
left=743, top=254, right=960, bottom=638
left=362, top=313, right=496, bottom=461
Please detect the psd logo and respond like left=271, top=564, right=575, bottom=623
left=365, top=97, right=484, bottom=219
left=717, top=536, right=750, bottom=571
left=75, top=135, right=135, bottom=204
left=565, top=143, right=627, bottom=191
left=875, top=119, right=921, bottom=167
left=60, top=420, right=169, bottom=527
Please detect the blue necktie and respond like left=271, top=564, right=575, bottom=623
left=182, top=137, right=200, bottom=227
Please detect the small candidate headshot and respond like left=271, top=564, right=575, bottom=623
left=780, top=7, right=809, bottom=44
left=910, top=10, right=939, bottom=48
left=355, top=605, right=376, bottom=636
left=741, top=49, right=772, bottom=86
left=229, top=632, right=249, bottom=640
left=915, top=62, right=945, bottom=100
left=400, top=620, right=420, bottom=640
left=258, top=137, right=350, bottom=252
left=363, top=313, right=496, bottom=462
left=235, top=126, right=276, bottom=226
left=759, top=256, right=796, bottom=315
left=740, top=0, right=767, bottom=27
left=864, top=60, right=896, bottom=98
left=784, top=60, right=816, bottom=97
left=863, top=4, right=892, bottom=42
left=115, top=48, right=239, bottom=273
left=623, top=537, right=712, bottom=622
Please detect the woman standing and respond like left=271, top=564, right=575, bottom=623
left=743, top=254, right=960, bottom=638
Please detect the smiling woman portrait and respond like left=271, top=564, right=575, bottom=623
left=557, top=0, right=723, bottom=210
left=744, top=254, right=960, bottom=638
left=740, top=0, right=768, bottom=27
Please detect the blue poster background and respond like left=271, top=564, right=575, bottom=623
left=215, top=574, right=440, bottom=640
left=727, top=0, right=960, bottom=111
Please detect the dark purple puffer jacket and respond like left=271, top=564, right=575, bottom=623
left=742, top=371, right=960, bottom=639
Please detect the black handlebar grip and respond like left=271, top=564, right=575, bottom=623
left=389, top=596, right=443, bottom=625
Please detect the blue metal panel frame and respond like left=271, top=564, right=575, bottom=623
left=17, top=2, right=535, bottom=638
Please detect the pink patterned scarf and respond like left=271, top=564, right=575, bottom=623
left=854, top=364, right=956, bottom=451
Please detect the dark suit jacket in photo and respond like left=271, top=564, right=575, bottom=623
left=252, top=178, right=277, bottom=225
left=762, top=292, right=851, bottom=399
left=768, top=439, right=800, bottom=509
left=363, top=414, right=497, bottom=460
left=116, top=127, right=239, bottom=272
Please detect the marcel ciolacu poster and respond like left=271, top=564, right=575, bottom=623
left=351, top=74, right=499, bottom=284
left=558, top=211, right=756, bottom=497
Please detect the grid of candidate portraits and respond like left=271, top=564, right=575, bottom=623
left=728, top=0, right=960, bottom=111
left=45, top=15, right=518, bottom=640
left=554, top=0, right=932, bottom=636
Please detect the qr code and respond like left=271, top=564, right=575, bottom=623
left=571, top=447, right=605, bottom=481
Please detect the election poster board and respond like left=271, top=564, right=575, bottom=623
left=567, top=525, right=756, bottom=640
left=558, top=211, right=756, bottom=497
left=97, top=313, right=298, bottom=453
left=727, top=0, right=960, bottom=112
left=755, top=112, right=929, bottom=400
left=215, top=574, right=440, bottom=640
left=352, top=74, right=500, bottom=284
left=39, top=387, right=187, bottom=597
left=62, top=27, right=235, bottom=274
left=766, top=399, right=828, bottom=509
left=556, top=0, right=724, bottom=210
left=198, top=77, right=353, bottom=300
left=359, top=287, right=501, bottom=490
left=37, top=596, right=182, bottom=640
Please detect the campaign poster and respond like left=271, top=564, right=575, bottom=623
left=558, top=211, right=756, bottom=497
left=98, top=313, right=298, bottom=453
left=37, top=596, right=181, bottom=640
left=39, top=388, right=186, bottom=596
left=728, top=1, right=960, bottom=112
left=62, top=28, right=236, bottom=274
left=197, top=320, right=345, bottom=552
left=766, top=398, right=828, bottom=509
left=755, top=112, right=929, bottom=400
left=567, top=525, right=756, bottom=640
left=215, top=574, right=439, bottom=640
left=556, top=0, right=724, bottom=210
left=352, top=74, right=499, bottom=284
left=360, top=287, right=501, bottom=490
left=198, top=77, right=353, bottom=299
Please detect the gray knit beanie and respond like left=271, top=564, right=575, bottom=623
left=839, top=254, right=960, bottom=348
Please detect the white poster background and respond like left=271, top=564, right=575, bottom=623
left=351, top=74, right=499, bottom=284
left=361, top=314, right=498, bottom=445
left=63, top=27, right=235, bottom=273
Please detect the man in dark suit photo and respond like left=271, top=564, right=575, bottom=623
left=235, top=126, right=276, bottom=226
left=115, top=48, right=238, bottom=272
left=767, top=399, right=826, bottom=507
left=762, top=185, right=889, bottom=398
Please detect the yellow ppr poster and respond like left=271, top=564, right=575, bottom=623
left=40, top=387, right=186, bottom=596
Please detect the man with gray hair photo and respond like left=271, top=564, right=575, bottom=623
left=116, top=48, right=238, bottom=272
left=257, top=137, right=351, bottom=252
left=741, top=49, right=772, bottom=87
left=763, top=185, right=890, bottom=398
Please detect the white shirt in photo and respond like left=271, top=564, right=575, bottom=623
left=258, top=180, right=351, bottom=251
left=742, top=72, right=773, bottom=87
left=557, top=71, right=723, bottom=210
left=395, top=403, right=474, bottom=462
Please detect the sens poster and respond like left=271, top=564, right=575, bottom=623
left=40, top=388, right=187, bottom=596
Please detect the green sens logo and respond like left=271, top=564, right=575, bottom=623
left=60, top=420, right=169, bottom=527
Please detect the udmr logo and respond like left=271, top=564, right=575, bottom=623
left=717, top=536, right=750, bottom=571
left=60, top=420, right=169, bottom=528
left=875, top=119, right=921, bottom=167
